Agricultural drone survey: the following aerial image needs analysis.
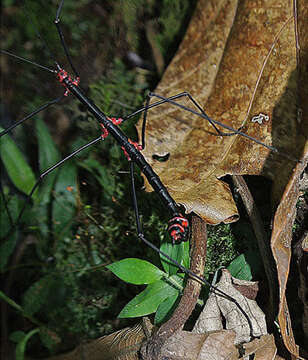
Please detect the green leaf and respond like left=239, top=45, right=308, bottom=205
left=36, top=118, right=61, bottom=171
left=160, top=242, right=185, bottom=275
left=15, top=328, right=40, bottom=360
left=227, top=254, right=252, bottom=281
left=181, top=240, right=190, bottom=269
left=118, top=275, right=180, bottom=318
left=0, top=127, right=36, bottom=196
left=107, top=258, right=164, bottom=285
left=154, top=294, right=179, bottom=324
left=52, top=161, right=77, bottom=239
left=35, top=118, right=60, bottom=205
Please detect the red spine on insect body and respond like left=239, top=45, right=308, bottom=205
left=99, top=118, right=142, bottom=162
left=100, top=117, right=124, bottom=139
left=56, top=67, right=80, bottom=96
left=121, top=139, right=143, bottom=161
left=168, top=214, right=189, bottom=244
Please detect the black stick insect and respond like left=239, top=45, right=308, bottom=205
left=0, top=0, right=301, bottom=343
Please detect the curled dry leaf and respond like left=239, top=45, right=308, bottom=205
left=44, top=318, right=154, bottom=360
left=241, top=334, right=277, bottom=360
left=193, top=269, right=267, bottom=344
left=270, top=143, right=308, bottom=359
left=137, top=0, right=305, bottom=223
left=269, top=0, right=308, bottom=350
left=161, top=329, right=238, bottom=360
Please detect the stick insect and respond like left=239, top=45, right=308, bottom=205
left=0, top=1, right=301, bottom=346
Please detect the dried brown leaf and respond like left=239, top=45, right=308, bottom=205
left=44, top=318, right=154, bottom=360
left=161, top=329, right=238, bottom=360
left=241, top=334, right=277, bottom=360
left=137, top=0, right=304, bottom=223
left=270, top=144, right=308, bottom=359
left=269, top=0, right=308, bottom=357
left=192, top=270, right=267, bottom=344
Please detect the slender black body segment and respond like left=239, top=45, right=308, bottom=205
left=59, top=68, right=189, bottom=242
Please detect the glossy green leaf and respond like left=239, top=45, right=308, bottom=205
left=35, top=118, right=60, bottom=204
left=118, top=275, right=180, bottom=318
left=227, top=253, right=252, bottom=281
left=0, top=127, right=35, bottom=196
left=160, top=242, right=181, bottom=275
left=107, top=258, right=164, bottom=285
left=181, top=240, right=190, bottom=269
left=160, top=241, right=189, bottom=275
left=154, top=294, right=179, bottom=324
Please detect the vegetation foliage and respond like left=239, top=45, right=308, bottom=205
left=0, top=0, right=263, bottom=357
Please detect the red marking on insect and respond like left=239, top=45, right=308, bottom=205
left=101, top=117, right=124, bottom=139
left=121, top=139, right=142, bottom=161
left=56, top=68, right=80, bottom=96
left=66, top=186, right=74, bottom=192
left=108, top=117, right=124, bottom=125
left=168, top=215, right=189, bottom=243
left=100, top=123, right=109, bottom=139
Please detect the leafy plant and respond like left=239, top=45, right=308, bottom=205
left=0, top=1, right=258, bottom=358
left=107, top=232, right=255, bottom=324
left=107, top=247, right=186, bottom=324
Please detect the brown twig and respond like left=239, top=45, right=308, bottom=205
left=141, top=214, right=207, bottom=360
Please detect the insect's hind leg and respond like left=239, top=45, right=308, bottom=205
left=129, top=161, right=185, bottom=258
left=0, top=96, right=63, bottom=137
left=147, top=92, right=241, bottom=139
left=120, top=91, right=241, bottom=151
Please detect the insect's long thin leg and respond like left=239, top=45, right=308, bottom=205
left=144, top=92, right=301, bottom=163
left=148, top=91, right=256, bottom=137
left=129, top=163, right=254, bottom=338
left=120, top=91, right=300, bottom=163
left=119, top=92, right=243, bottom=150
left=129, top=161, right=143, bottom=234
left=0, top=96, right=63, bottom=137
left=22, top=1, right=59, bottom=67
left=5, top=136, right=102, bottom=239
left=54, top=0, right=79, bottom=78
left=140, top=96, right=151, bottom=150
left=0, top=50, right=56, bottom=73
